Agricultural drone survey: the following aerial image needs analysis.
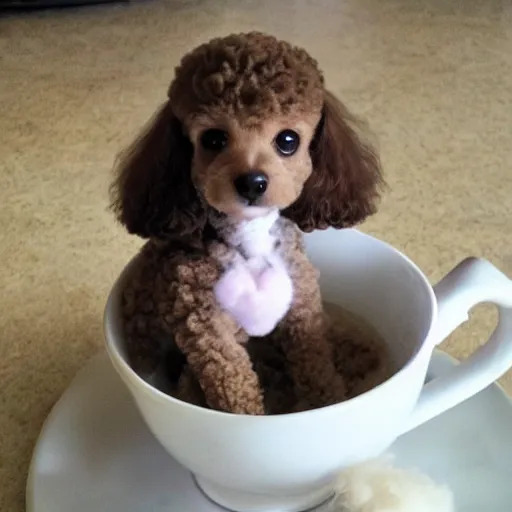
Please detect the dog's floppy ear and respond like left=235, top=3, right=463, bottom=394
left=110, top=102, right=205, bottom=239
left=283, top=90, right=384, bottom=232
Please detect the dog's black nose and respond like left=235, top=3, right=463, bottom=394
left=234, top=171, right=268, bottom=203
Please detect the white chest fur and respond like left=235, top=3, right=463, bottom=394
left=214, top=210, right=293, bottom=337
left=227, top=210, right=280, bottom=259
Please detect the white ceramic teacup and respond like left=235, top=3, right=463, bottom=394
left=104, top=228, right=512, bottom=512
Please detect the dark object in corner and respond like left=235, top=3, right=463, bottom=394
left=0, top=0, right=127, bottom=9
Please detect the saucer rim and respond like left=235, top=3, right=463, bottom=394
left=25, top=347, right=512, bottom=512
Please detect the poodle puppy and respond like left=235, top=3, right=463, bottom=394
left=111, top=32, right=384, bottom=415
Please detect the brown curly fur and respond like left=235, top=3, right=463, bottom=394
left=111, top=32, right=385, bottom=415
left=168, top=32, right=325, bottom=124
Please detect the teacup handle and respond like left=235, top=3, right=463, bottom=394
left=404, top=257, right=512, bottom=433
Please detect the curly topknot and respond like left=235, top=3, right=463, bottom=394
left=168, top=32, right=325, bottom=123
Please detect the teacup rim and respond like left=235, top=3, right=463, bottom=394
left=103, top=227, right=438, bottom=421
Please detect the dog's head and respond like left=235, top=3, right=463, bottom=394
left=111, top=32, right=384, bottom=239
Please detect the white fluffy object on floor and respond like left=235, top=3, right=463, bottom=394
left=331, top=456, right=455, bottom=512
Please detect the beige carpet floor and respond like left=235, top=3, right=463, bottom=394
left=1, top=0, right=512, bottom=509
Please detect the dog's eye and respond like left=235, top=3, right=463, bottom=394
left=200, top=129, right=228, bottom=152
left=274, top=130, right=300, bottom=156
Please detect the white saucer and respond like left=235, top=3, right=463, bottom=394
left=27, top=350, right=512, bottom=512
